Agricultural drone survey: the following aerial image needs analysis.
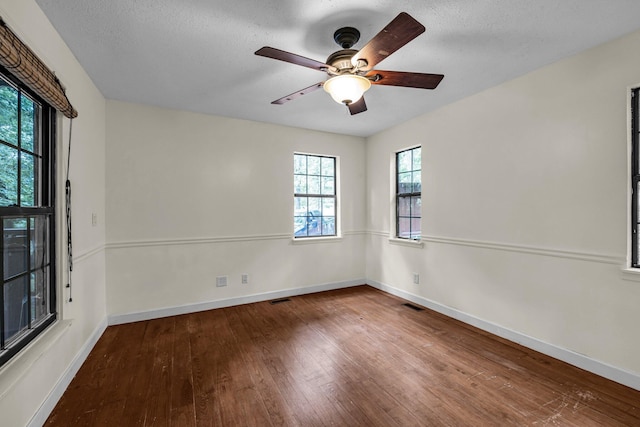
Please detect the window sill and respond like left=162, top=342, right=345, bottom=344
left=291, top=235, right=343, bottom=245
left=388, top=237, right=424, bottom=248
left=620, top=267, right=640, bottom=282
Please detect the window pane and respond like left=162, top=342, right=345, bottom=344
left=398, top=172, right=412, bottom=194
left=321, top=176, right=334, bottom=195
left=308, top=197, right=321, bottom=213
left=294, top=175, right=306, bottom=194
left=307, top=218, right=322, bottom=236
left=321, top=157, right=334, bottom=177
left=294, top=196, right=308, bottom=215
left=4, top=218, right=28, bottom=279
left=398, top=217, right=411, bottom=239
left=412, top=147, right=421, bottom=171
left=308, top=175, right=320, bottom=194
left=21, top=152, right=37, bottom=207
left=411, top=196, right=421, bottom=217
left=322, top=198, right=335, bottom=217
left=308, top=156, right=320, bottom=175
left=322, top=217, right=335, bottom=235
left=412, top=171, right=421, bottom=193
left=294, top=217, right=307, bottom=236
left=411, top=218, right=421, bottom=239
left=398, top=196, right=410, bottom=216
left=31, top=216, right=49, bottom=270
left=307, top=198, right=321, bottom=236
left=398, top=150, right=411, bottom=173
left=294, top=154, right=306, bottom=174
left=31, top=267, right=49, bottom=325
left=0, top=82, right=18, bottom=146
left=21, top=94, right=36, bottom=152
left=0, top=144, right=18, bottom=206
left=4, top=275, right=29, bottom=343
left=307, top=215, right=321, bottom=236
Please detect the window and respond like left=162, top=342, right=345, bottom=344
left=396, top=146, right=421, bottom=240
left=0, top=66, right=56, bottom=367
left=632, top=88, right=640, bottom=267
left=294, top=153, right=336, bottom=237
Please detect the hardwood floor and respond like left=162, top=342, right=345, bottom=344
left=46, top=285, right=640, bottom=426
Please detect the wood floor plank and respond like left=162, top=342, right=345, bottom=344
left=169, top=315, right=196, bottom=427
left=46, top=285, right=640, bottom=426
left=190, top=308, right=242, bottom=427
left=119, top=319, right=169, bottom=426
left=143, top=317, right=175, bottom=426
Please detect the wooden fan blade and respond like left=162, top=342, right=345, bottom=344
left=366, top=70, right=444, bottom=89
left=271, top=82, right=324, bottom=105
left=348, top=97, right=367, bottom=115
left=255, top=47, right=331, bottom=72
left=351, top=12, right=425, bottom=69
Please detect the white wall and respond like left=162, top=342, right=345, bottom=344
left=366, top=29, right=640, bottom=380
left=105, top=101, right=366, bottom=319
left=0, top=1, right=107, bottom=427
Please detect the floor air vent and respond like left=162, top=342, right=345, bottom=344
left=403, top=303, right=424, bottom=311
left=270, top=298, right=291, bottom=305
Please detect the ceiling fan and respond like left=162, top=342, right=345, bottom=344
left=255, top=12, right=444, bottom=115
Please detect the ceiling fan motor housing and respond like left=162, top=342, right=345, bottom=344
left=326, top=49, right=359, bottom=73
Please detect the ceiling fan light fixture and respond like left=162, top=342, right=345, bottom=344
left=323, top=75, right=371, bottom=105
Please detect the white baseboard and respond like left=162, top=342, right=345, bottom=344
left=28, top=317, right=108, bottom=427
left=367, top=279, right=640, bottom=392
left=108, top=279, right=366, bottom=325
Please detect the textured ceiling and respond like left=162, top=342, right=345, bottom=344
left=35, top=0, right=640, bottom=137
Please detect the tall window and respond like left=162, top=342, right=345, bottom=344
left=294, top=153, right=336, bottom=237
left=396, top=146, right=421, bottom=240
left=0, top=67, right=56, bottom=367
left=632, top=88, right=640, bottom=267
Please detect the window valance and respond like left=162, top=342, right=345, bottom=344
left=0, top=17, right=77, bottom=118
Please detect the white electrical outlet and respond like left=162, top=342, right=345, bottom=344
left=216, top=276, right=228, bottom=287
left=91, top=213, right=98, bottom=226
left=241, top=274, right=249, bottom=284
left=413, top=273, right=420, bottom=284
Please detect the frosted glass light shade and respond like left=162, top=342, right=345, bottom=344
left=323, top=75, right=371, bottom=105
